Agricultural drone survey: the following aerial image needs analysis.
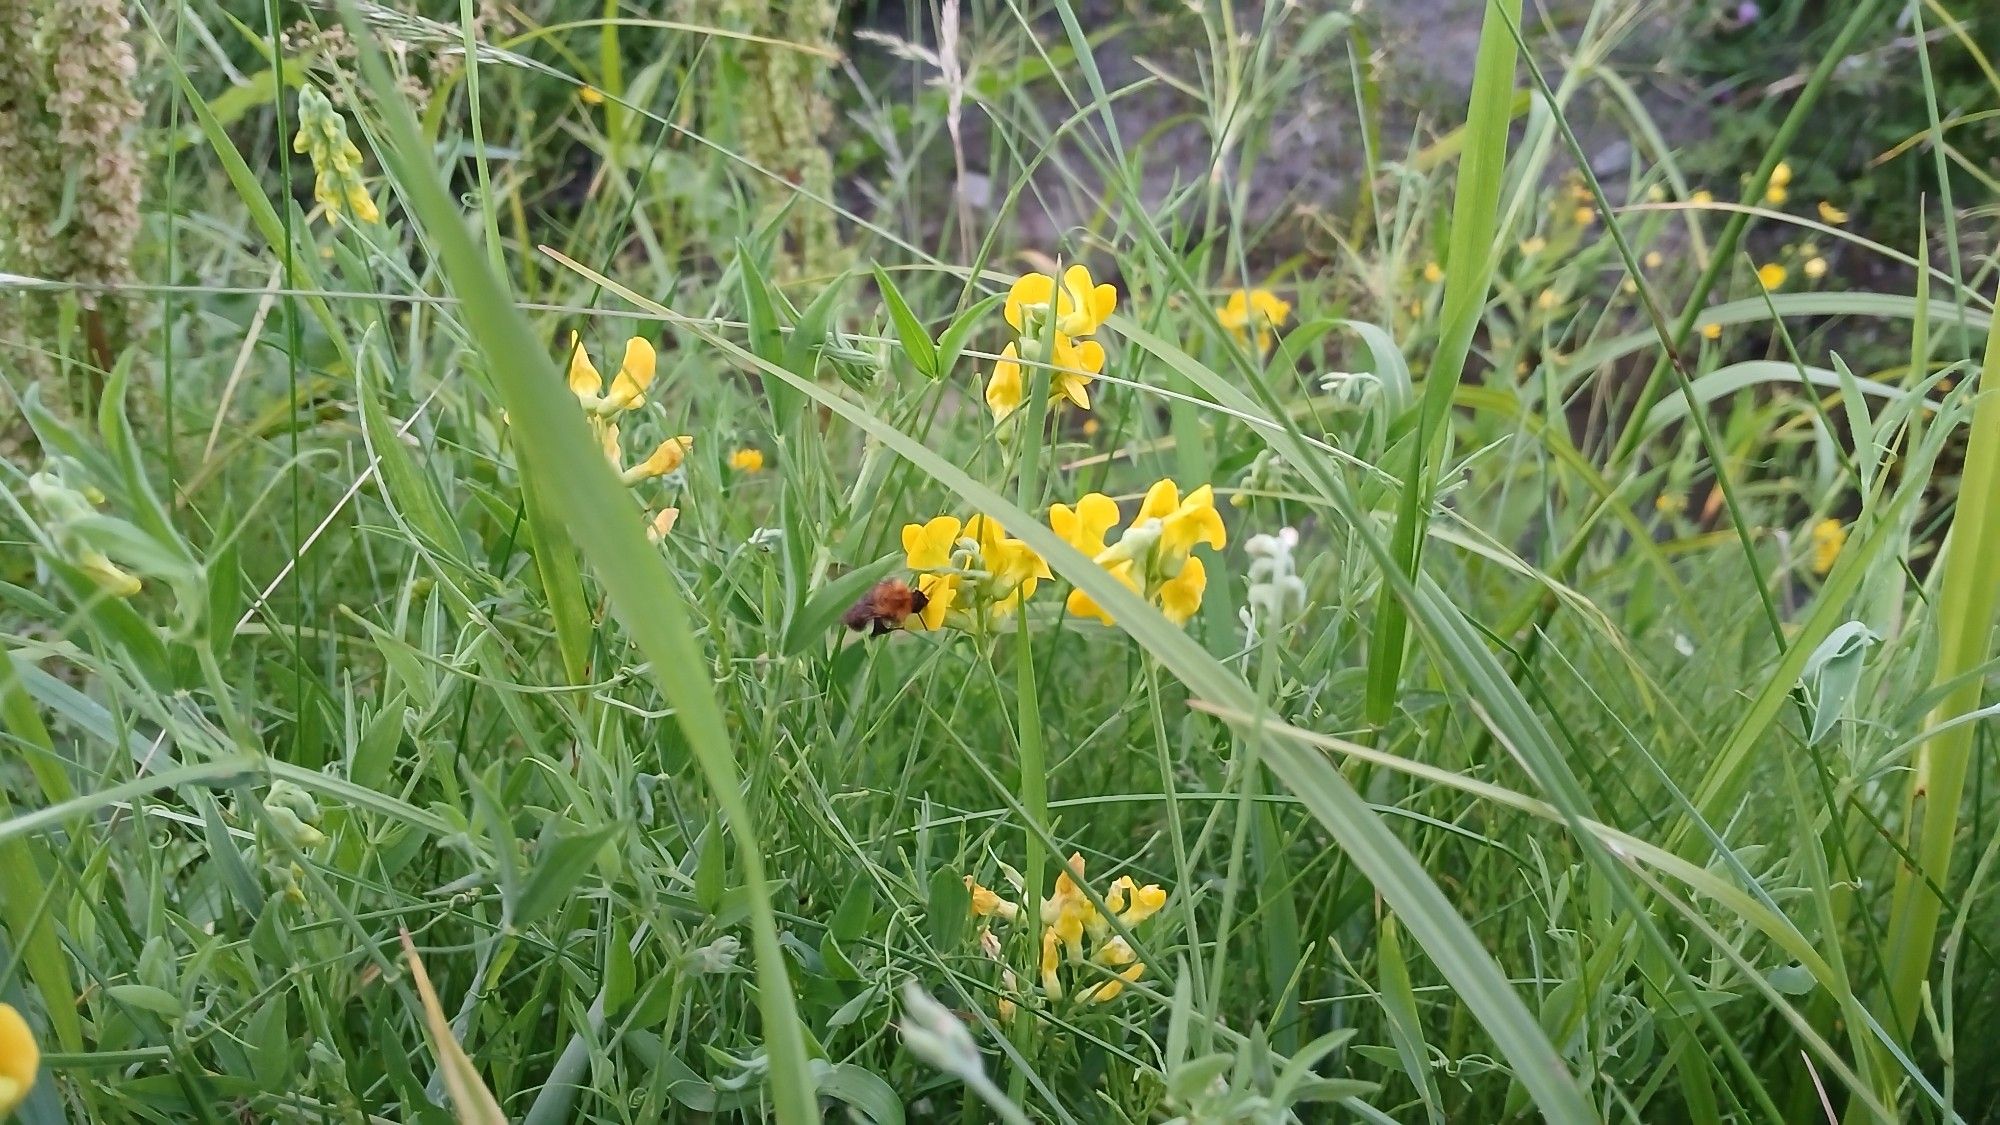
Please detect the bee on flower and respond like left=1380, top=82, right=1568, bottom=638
left=987, top=263, right=1118, bottom=423
left=1216, top=287, right=1292, bottom=355
left=1051, top=480, right=1226, bottom=627
left=898, top=513, right=1051, bottom=632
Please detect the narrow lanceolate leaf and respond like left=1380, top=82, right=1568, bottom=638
left=336, top=6, right=820, bottom=1122
left=400, top=930, right=507, bottom=1125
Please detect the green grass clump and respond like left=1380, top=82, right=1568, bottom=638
left=2, top=1, right=2000, bottom=1121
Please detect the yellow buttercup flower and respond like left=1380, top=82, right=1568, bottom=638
left=1817, top=200, right=1849, bottom=225
left=728, top=447, right=766, bottom=473
left=1756, top=263, right=1788, bottom=290
left=1217, top=288, right=1292, bottom=353
left=0, top=1003, right=37, bottom=1116
left=1006, top=264, right=1117, bottom=339
left=1812, top=518, right=1846, bottom=575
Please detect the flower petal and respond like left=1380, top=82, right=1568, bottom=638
left=566, top=333, right=603, bottom=399
left=985, top=343, right=1025, bottom=421
left=1157, top=555, right=1206, bottom=625
left=1005, top=273, right=1055, bottom=332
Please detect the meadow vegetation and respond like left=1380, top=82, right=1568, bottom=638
left=2, top=0, right=1999, bottom=1121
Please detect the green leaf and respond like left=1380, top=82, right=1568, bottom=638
left=514, top=823, right=615, bottom=928
left=873, top=266, right=938, bottom=379
left=1800, top=621, right=1878, bottom=746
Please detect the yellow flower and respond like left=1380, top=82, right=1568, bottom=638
left=1082, top=417, right=1101, bottom=437
left=1573, top=205, right=1596, bottom=227
left=1643, top=250, right=1664, bottom=270
left=647, top=508, right=680, bottom=541
left=1050, top=493, right=1121, bottom=558
left=579, top=84, right=605, bottom=105
left=1756, top=263, right=1788, bottom=290
left=1217, top=288, right=1293, bottom=353
left=1817, top=200, right=1849, bottom=225
left=1803, top=256, right=1828, bottom=281
left=1137, top=480, right=1227, bottom=567
left=1080, top=936, right=1146, bottom=1004
left=965, top=876, right=1021, bottom=922
left=0, top=1003, right=36, bottom=1116
left=729, top=447, right=766, bottom=473
left=1422, top=261, right=1444, bottom=284
left=1156, top=556, right=1206, bottom=625
left=1690, top=189, right=1714, bottom=205
left=1812, top=518, right=1846, bottom=575
left=1764, top=183, right=1789, bottom=206
left=293, top=85, right=379, bottom=227
left=1700, top=321, right=1723, bottom=341
left=963, top=514, right=1052, bottom=614
left=986, top=335, right=1106, bottom=421
left=1536, top=289, right=1561, bottom=311
left=903, top=516, right=961, bottom=571
left=1769, top=160, right=1793, bottom=186
left=1065, top=559, right=1141, bottom=626
left=1519, top=236, right=1547, bottom=256
left=1106, top=874, right=1168, bottom=927
left=621, top=436, right=694, bottom=484
left=605, top=337, right=657, bottom=411
left=1005, top=264, right=1117, bottom=339
left=566, top=333, right=603, bottom=400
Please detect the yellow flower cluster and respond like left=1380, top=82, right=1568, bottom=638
left=901, top=513, right=1051, bottom=632
left=986, top=265, right=1117, bottom=422
left=0, top=1002, right=36, bottom=1116
left=1051, top=480, right=1225, bottom=626
left=967, top=854, right=1168, bottom=1006
left=292, top=86, right=379, bottom=226
left=564, top=334, right=691, bottom=487
left=1216, top=288, right=1292, bottom=354
left=1763, top=160, right=1793, bottom=206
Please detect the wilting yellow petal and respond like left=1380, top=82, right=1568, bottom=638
left=647, top=508, right=680, bottom=541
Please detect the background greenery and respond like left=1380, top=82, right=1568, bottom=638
left=2, top=0, right=1998, bottom=1121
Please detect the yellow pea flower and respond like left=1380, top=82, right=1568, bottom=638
left=985, top=335, right=1106, bottom=421
left=1817, top=200, right=1849, bottom=225
left=1764, top=182, right=1789, bottom=206
left=1690, top=189, right=1714, bottom=205
left=1700, top=322, right=1723, bottom=341
left=965, top=876, right=1021, bottom=921
left=729, top=447, right=766, bottom=473
left=579, top=85, right=606, bottom=106
left=647, top=508, right=680, bottom=541
left=1803, top=256, right=1828, bottom=281
left=567, top=333, right=604, bottom=400
left=1812, top=519, right=1846, bottom=575
left=621, top=436, right=694, bottom=485
left=604, top=337, right=657, bottom=411
left=902, top=516, right=962, bottom=571
left=1422, top=261, right=1444, bottom=284
left=1080, top=936, right=1146, bottom=1004
left=1156, top=556, right=1206, bottom=625
left=1039, top=927, right=1066, bottom=999
left=1137, top=480, right=1227, bottom=566
left=0, top=1003, right=36, bottom=1116
left=1006, top=264, right=1117, bottom=338
left=1217, top=288, right=1292, bottom=353
left=1065, top=559, right=1141, bottom=626
left=1756, top=263, right=1788, bottom=290
left=1050, top=493, right=1121, bottom=557
left=964, top=514, right=1052, bottom=614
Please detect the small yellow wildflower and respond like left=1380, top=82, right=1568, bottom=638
left=1756, top=263, right=1788, bottom=290
left=579, top=85, right=605, bottom=105
left=1764, top=161, right=1793, bottom=205
left=1080, top=936, right=1147, bottom=1004
left=1700, top=321, right=1723, bottom=341
left=1643, top=250, right=1664, bottom=270
left=566, top=334, right=658, bottom=415
left=1056, top=481, right=1224, bottom=627
left=1655, top=492, right=1687, bottom=516
left=1081, top=417, right=1101, bottom=437
left=0, top=1003, right=37, bottom=1116
left=1573, top=205, right=1597, bottom=227
left=1817, top=200, right=1849, bottom=225
left=965, top=876, right=1021, bottom=922
left=1536, top=289, right=1562, bottom=311
left=293, top=85, right=379, bottom=226
left=622, top=436, right=694, bottom=485
left=647, top=508, right=680, bottom=541
left=985, top=333, right=1106, bottom=421
left=899, top=512, right=1049, bottom=631
left=1691, top=189, right=1714, bottom=205
left=1005, top=264, right=1117, bottom=339
left=1216, top=288, right=1292, bottom=353
left=1811, top=519, right=1846, bottom=575
left=1422, top=261, right=1444, bottom=284
left=1519, top=236, right=1547, bottom=256
left=728, top=447, right=766, bottom=473
left=1803, top=256, right=1828, bottom=281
